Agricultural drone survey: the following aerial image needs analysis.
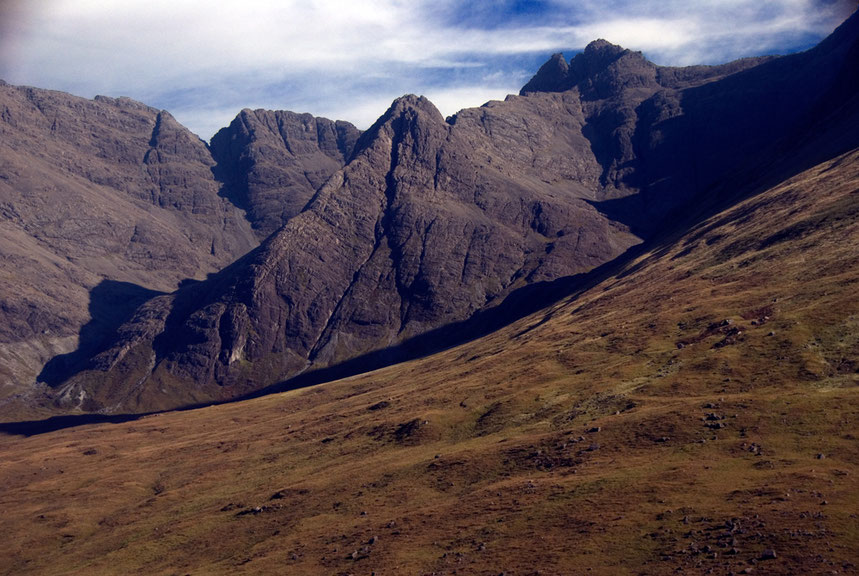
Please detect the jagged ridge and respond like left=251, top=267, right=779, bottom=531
left=7, top=10, right=859, bottom=415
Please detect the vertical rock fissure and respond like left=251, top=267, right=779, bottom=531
left=143, top=113, right=167, bottom=203
left=276, top=113, right=296, bottom=156
left=306, top=214, right=387, bottom=363
left=459, top=225, right=478, bottom=285
left=382, top=111, right=412, bottom=334
left=148, top=111, right=163, bottom=147
left=306, top=115, right=408, bottom=362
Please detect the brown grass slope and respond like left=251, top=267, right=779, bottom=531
left=0, top=135, right=857, bottom=574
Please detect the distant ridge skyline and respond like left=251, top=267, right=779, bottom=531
left=1, top=1, right=855, bottom=138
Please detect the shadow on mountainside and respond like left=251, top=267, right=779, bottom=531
left=37, top=280, right=164, bottom=387
left=0, top=249, right=645, bottom=436
left=583, top=11, right=859, bottom=238
left=232, top=245, right=649, bottom=400
left=0, top=412, right=152, bottom=436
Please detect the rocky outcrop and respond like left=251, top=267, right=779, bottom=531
left=0, top=85, right=367, bottom=401
left=210, top=109, right=361, bottom=239
left=520, top=11, right=859, bottom=227
left=0, top=86, right=258, bottom=397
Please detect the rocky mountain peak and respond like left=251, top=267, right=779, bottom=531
left=373, top=94, right=446, bottom=129
left=208, top=107, right=361, bottom=239
left=521, top=38, right=652, bottom=96
left=392, top=94, right=439, bottom=111
left=518, top=53, right=571, bottom=93
left=583, top=38, right=625, bottom=58
left=352, top=94, right=447, bottom=160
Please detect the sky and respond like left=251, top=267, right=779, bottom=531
left=1, top=0, right=855, bottom=140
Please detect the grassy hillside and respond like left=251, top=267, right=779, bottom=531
left=0, top=147, right=857, bottom=575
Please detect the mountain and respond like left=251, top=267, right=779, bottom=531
left=52, top=92, right=640, bottom=412
left=45, top=10, right=859, bottom=414
left=1, top=133, right=855, bottom=575
left=0, top=84, right=256, bottom=401
left=0, top=85, right=360, bottom=409
left=210, top=109, right=361, bottom=240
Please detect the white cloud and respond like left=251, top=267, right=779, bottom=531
left=553, top=0, right=856, bottom=63
left=421, top=85, right=518, bottom=118
left=0, top=0, right=853, bottom=138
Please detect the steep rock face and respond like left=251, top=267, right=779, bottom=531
left=633, top=14, right=859, bottom=220
left=210, top=109, right=361, bottom=239
left=47, top=10, right=859, bottom=413
left=0, top=85, right=258, bottom=398
left=518, top=53, right=571, bottom=93
left=518, top=11, right=859, bottom=227
left=60, top=94, right=640, bottom=412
